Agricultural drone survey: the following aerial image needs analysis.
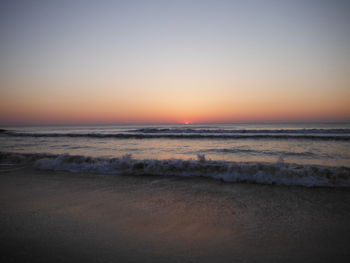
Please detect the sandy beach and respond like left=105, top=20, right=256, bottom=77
left=1, top=166, right=350, bottom=263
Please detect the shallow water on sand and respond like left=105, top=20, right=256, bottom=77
left=1, top=168, right=349, bottom=262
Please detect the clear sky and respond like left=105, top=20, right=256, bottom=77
left=1, top=0, right=349, bottom=124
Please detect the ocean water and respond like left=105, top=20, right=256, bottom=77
left=1, top=123, right=350, bottom=187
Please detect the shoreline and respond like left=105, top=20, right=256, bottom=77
left=1, top=167, right=350, bottom=262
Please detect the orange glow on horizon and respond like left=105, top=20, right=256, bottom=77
left=1, top=65, right=349, bottom=125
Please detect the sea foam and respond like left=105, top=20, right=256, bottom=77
left=1, top=152, right=349, bottom=187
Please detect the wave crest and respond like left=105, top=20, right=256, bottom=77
left=1, top=152, right=349, bottom=187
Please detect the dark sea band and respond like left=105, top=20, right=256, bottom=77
left=2, top=131, right=350, bottom=141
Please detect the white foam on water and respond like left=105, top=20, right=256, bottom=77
left=1, top=152, right=349, bottom=187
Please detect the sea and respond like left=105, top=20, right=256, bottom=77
left=1, top=123, right=350, bottom=187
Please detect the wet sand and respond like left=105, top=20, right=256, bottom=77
left=0, top=167, right=349, bottom=262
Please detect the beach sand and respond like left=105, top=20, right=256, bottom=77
left=0, top=167, right=349, bottom=262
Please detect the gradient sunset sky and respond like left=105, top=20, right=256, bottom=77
left=1, top=0, right=349, bottom=125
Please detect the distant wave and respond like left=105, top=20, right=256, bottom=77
left=1, top=130, right=350, bottom=141
left=130, top=128, right=350, bottom=134
left=1, top=151, right=349, bottom=187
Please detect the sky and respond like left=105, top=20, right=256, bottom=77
left=0, top=0, right=349, bottom=125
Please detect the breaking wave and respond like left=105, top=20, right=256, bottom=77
left=1, top=152, right=349, bottom=187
